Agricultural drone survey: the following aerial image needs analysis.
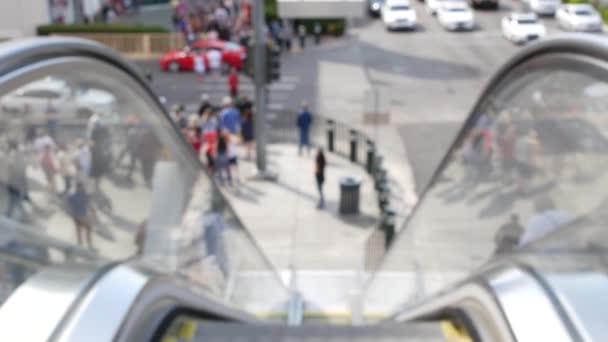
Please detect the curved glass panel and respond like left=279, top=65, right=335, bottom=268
left=364, top=51, right=608, bottom=315
left=0, top=47, right=287, bottom=315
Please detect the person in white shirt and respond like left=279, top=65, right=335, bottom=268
left=206, top=49, right=222, bottom=78
left=194, top=53, right=206, bottom=82
left=34, top=130, right=56, bottom=155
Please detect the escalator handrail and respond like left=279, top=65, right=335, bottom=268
left=363, top=33, right=608, bottom=295
left=0, top=37, right=287, bottom=292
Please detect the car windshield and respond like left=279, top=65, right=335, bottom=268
left=390, top=5, right=410, bottom=10
left=518, top=19, right=538, bottom=24
left=447, top=7, right=467, bottom=12
left=224, top=42, right=241, bottom=51
left=575, top=10, right=593, bottom=15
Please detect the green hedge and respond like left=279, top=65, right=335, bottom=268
left=37, top=23, right=168, bottom=36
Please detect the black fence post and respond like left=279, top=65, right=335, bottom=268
left=349, top=130, right=358, bottom=163
left=327, top=119, right=335, bottom=152
left=366, top=140, right=375, bottom=174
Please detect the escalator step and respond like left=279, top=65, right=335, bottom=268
left=176, top=322, right=447, bottom=341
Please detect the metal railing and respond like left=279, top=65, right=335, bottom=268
left=266, top=111, right=399, bottom=255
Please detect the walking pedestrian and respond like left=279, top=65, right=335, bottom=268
left=89, top=116, right=113, bottom=193
left=171, top=105, right=188, bottom=130
left=315, top=148, right=326, bottom=209
left=313, top=21, right=322, bottom=45
left=75, top=139, right=92, bottom=184
left=56, top=144, right=75, bottom=196
left=194, top=52, right=206, bottom=82
left=228, top=68, right=239, bottom=98
left=296, top=101, right=313, bottom=155
left=494, top=213, right=524, bottom=254
left=67, top=182, right=93, bottom=248
left=219, top=96, right=241, bottom=135
left=282, top=20, right=293, bottom=51
left=3, top=140, right=29, bottom=220
left=227, top=132, right=239, bottom=183
left=184, top=114, right=203, bottom=159
left=198, top=93, right=213, bottom=117
left=45, top=99, right=59, bottom=140
left=241, top=107, right=254, bottom=160
left=40, top=144, right=57, bottom=193
left=298, top=24, right=307, bottom=50
left=514, top=129, right=542, bottom=193
left=206, top=47, right=222, bottom=78
left=216, top=129, right=232, bottom=185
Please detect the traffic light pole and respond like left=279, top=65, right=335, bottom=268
left=253, top=0, right=267, bottom=173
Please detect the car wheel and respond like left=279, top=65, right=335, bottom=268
left=168, top=61, right=180, bottom=73
left=76, top=108, right=93, bottom=120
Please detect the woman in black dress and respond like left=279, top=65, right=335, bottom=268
left=315, top=148, right=326, bottom=209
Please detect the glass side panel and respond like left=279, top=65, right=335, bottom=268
left=363, top=56, right=608, bottom=315
left=0, top=61, right=287, bottom=314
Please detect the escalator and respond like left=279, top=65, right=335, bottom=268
left=0, top=35, right=608, bottom=341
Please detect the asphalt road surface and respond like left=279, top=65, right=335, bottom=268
left=133, top=0, right=603, bottom=194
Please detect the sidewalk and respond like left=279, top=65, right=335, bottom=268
left=220, top=143, right=380, bottom=271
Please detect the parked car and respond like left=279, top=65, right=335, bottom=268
left=468, top=0, right=498, bottom=9
left=529, top=0, right=561, bottom=16
left=382, top=0, right=418, bottom=30
left=0, top=78, right=117, bottom=121
left=556, top=4, right=603, bottom=32
left=426, top=0, right=448, bottom=15
left=437, top=1, right=475, bottom=31
left=368, top=0, right=385, bottom=16
left=159, top=39, right=247, bottom=73
left=502, top=12, right=546, bottom=44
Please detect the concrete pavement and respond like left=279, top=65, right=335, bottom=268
left=220, top=143, right=380, bottom=271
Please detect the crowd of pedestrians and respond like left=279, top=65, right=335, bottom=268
left=172, top=94, right=254, bottom=187
left=171, top=0, right=252, bottom=46
left=1, top=112, right=163, bottom=250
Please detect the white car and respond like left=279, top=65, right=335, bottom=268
left=437, top=1, right=475, bottom=31
left=529, top=0, right=561, bottom=16
left=502, top=13, right=547, bottom=44
left=426, top=0, right=448, bottom=15
left=382, top=0, right=417, bottom=30
left=556, top=4, right=603, bottom=32
left=1, top=78, right=117, bottom=122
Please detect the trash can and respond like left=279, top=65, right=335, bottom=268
left=339, top=176, right=361, bottom=214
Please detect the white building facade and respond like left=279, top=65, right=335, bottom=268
left=0, top=0, right=50, bottom=38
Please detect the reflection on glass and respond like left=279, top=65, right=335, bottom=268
left=364, top=66, right=608, bottom=315
left=0, top=67, right=286, bottom=314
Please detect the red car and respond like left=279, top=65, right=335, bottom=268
left=160, top=39, right=247, bottom=73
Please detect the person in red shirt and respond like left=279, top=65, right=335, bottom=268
left=183, top=115, right=202, bottom=158
left=228, top=68, right=239, bottom=98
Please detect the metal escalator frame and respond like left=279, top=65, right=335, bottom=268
left=0, top=37, right=284, bottom=294
left=0, top=37, right=287, bottom=340
left=390, top=263, right=580, bottom=342
left=52, top=263, right=258, bottom=342
left=368, top=34, right=608, bottom=279
left=364, top=34, right=608, bottom=340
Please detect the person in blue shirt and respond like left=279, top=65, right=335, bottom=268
left=296, top=101, right=313, bottom=155
left=67, top=182, right=93, bottom=248
left=219, top=96, right=241, bottom=135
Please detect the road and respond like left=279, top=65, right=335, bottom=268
left=134, top=0, right=601, bottom=196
